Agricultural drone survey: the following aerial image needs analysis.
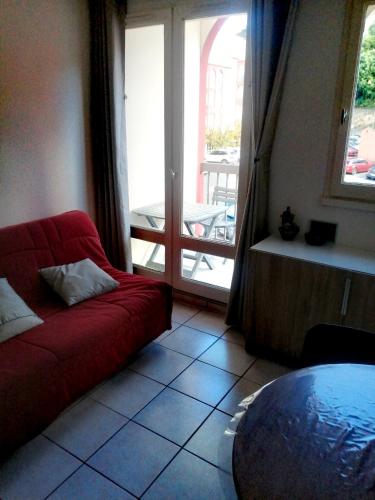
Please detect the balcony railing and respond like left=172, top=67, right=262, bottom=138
left=200, top=162, right=239, bottom=204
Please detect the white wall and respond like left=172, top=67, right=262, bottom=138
left=269, top=0, right=375, bottom=251
left=0, top=0, right=93, bottom=228
left=125, top=25, right=165, bottom=214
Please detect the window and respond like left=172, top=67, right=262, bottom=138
left=325, top=0, right=375, bottom=206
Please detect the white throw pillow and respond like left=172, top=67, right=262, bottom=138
left=0, top=278, right=44, bottom=343
left=39, top=258, right=119, bottom=306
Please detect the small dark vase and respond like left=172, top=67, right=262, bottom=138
left=279, top=207, right=300, bottom=241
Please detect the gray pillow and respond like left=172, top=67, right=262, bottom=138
left=0, top=278, right=44, bottom=343
left=40, top=258, right=119, bottom=306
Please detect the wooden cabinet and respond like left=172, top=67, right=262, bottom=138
left=248, top=237, right=375, bottom=359
left=345, top=273, right=375, bottom=332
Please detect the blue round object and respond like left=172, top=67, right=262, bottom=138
left=233, top=364, right=375, bottom=499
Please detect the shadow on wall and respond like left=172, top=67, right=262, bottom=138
left=0, top=0, right=93, bottom=227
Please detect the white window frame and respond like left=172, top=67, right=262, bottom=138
left=324, top=0, right=375, bottom=209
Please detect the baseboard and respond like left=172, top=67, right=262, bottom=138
left=172, top=289, right=227, bottom=315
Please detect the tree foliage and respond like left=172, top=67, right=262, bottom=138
left=355, top=23, right=375, bottom=107
left=205, top=122, right=242, bottom=150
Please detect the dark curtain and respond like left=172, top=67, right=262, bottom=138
left=89, top=0, right=131, bottom=271
left=226, top=0, right=299, bottom=328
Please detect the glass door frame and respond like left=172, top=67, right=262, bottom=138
left=171, top=1, right=251, bottom=303
left=125, top=9, right=174, bottom=286
left=126, top=1, right=251, bottom=303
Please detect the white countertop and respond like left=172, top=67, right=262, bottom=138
left=251, top=235, right=375, bottom=276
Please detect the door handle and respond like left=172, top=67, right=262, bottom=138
left=340, top=278, right=351, bottom=316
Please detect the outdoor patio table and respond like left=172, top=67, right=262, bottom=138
left=233, top=363, right=375, bottom=499
left=133, top=201, right=228, bottom=277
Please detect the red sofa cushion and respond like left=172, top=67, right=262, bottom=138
left=0, top=210, right=109, bottom=310
left=0, top=211, right=172, bottom=457
left=0, top=339, right=63, bottom=454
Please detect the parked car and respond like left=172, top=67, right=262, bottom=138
left=366, top=165, right=375, bottom=181
left=205, top=149, right=238, bottom=164
left=345, top=158, right=374, bottom=174
left=347, top=145, right=358, bottom=158
left=349, top=135, right=360, bottom=148
left=228, top=147, right=240, bottom=163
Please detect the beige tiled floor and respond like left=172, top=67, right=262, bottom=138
left=0, top=301, right=291, bottom=500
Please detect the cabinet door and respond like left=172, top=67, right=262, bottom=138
left=248, top=252, right=346, bottom=358
left=344, top=273, right=375, bottom=332
left=305, top=263, right=348, bottom=332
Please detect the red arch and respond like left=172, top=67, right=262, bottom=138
left=196, top=17, right=227, bottom=203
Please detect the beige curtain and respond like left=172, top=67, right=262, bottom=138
left=226, top=0, right=299, bottom=329
left=89, top=0, right=132, bottom=271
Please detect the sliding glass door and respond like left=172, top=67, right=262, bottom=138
left=125, top=2, right=250, bottom=302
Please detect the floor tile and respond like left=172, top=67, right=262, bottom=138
left=172, top=302, right=199, bottom=323
left=199, top=339, right=256, bottom=376
left=90, top=369, right=164, bottom=418
left=218, top=378, right=262, bottom=416
left=49, top=465, right=135, bottom=499
left=154, top=322, right=179, bottom=343
left=170, top=360, right=238, bottom=406
left=185, top=410, right=235, bottom=473
left=159, top=325, right=217, bottom=358
left=129, top=343, right=193, bottom=385
left=134, top=387, right=212, bottom=445
left=222, top=327, right=246, bottom=346
left=0, top=435, right=81, bottom=500
left=43, top=398, right=127, bottom=460
left=143, top=450, right=237, bottom=500
left=243, top=358, right=291, bottom=385
left=88, top=421, right=178, bottom=497
left=184, top=310, right=228, bottom=336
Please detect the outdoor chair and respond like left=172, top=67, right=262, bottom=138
left=210, top=185, right=237, bottom=243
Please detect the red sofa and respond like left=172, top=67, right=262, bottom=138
left=0, top=211, right=172, bottom=457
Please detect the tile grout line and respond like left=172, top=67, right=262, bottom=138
left=129, top=348, right=272, bottom=390
left=43, top=393, right=236, bottom=500
left=44, top=339, right=256, bottom=498
left=162, top=322, right=224, bottom=341
left=46, top=321, right=238, bottom=496
left=83, top=462, right=140, bottom=499
left=133, top=330, right=250, bottom=387
left=127, top=332, right=229, bottom=409
left=42, top=429, right=138, bottom=499
left=44, top=371, right=277, bottom=498
left=21, top=307, right=247, bottom=499
left=117, top=309, right=253, bottom=487
left=43, top=462, right=86, bottom=500
left=124, top=333, right=259, bottom=415
left=139, top=447, right=184, bottom=498
left=127, top=351, right=196, bottom=385
left=127, top=325, right=223, bottom=391
left=172, top=306, right=201, bottom=325
left=139, top=444, right=235, bottom=498
left=132, top=417, right=235, bottom=486
left=181, top=447, right=235, bottom=476
left=80, top=360, right=222, bottom=469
